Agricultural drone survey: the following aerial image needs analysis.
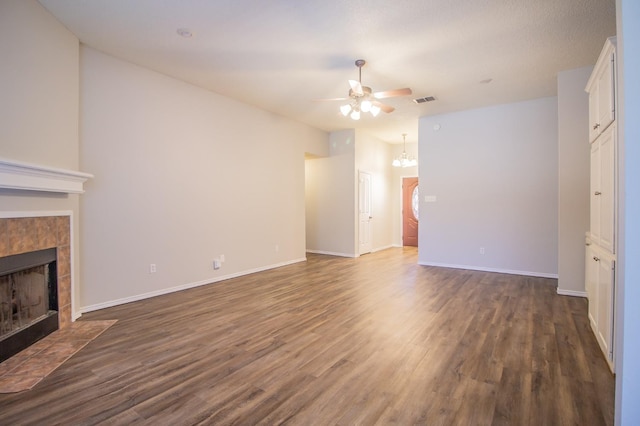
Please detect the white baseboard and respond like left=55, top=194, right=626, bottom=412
left=556, top=288, right=587, bottom=298
left=306, top=246, right=395, bottom=257
left=80, top=257, right=307, bottom=314
left=306, top=249, right=357, bottom=258
left=418, top=261, right=559, bottom=279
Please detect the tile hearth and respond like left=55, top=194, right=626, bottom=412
left=0, top=320, right=116, bottom=393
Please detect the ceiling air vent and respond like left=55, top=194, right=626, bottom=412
left=413, top=96, right=436, bottom=104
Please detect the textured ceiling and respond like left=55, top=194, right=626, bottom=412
left=39, top=0, right=616, bottom=144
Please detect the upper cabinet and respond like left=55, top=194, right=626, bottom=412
left=587, top=37, right=616, bottom=143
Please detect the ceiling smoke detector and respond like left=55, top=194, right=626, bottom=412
left=413, top=96, right=436, bottom=104
left=176, top=28, right=193, bottom=38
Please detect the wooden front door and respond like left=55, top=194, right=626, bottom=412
left=402, top=177, right=419, bottom=247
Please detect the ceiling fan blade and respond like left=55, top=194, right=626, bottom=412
left=312, top=97, right=350, bottom=102
left=373, top=101, right=395, bottom=113
left=349, top=79, right=364, bottom=96
left=373, top=88, right=412, bottom=99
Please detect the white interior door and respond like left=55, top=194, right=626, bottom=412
left=359, top=171, right=372, bottom=255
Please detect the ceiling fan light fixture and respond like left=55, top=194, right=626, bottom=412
left=317, top=59, right=411, bottom=121
left=340, top=104, right=352, bottom=116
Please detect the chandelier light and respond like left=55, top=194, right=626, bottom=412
left=392, top=133, right=417, bottom=168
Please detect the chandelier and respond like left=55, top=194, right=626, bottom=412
left=392, top=133, right=417, bottom=168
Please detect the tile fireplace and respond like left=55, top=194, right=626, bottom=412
left=0, top=216, right=72, bottom=362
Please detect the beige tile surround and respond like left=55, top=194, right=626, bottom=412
left=0, top=216, right=72, bottom=328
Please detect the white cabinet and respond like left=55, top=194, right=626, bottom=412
left=585, top=243, right=615, bottom=366
left=585, top=37, right=617, bottom=372
left=585, top=243, right=598, bottom=326
left=596, top=254, right=614, bottom=359
left=589, top=123, right=616, bottom=253
left=587, top=38, right=616, bottom=143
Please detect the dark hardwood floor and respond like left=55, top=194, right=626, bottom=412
left=0, top=247, right=614, bottom=425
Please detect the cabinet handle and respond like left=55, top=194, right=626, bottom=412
left=593, top=256, right=600, bottom=262
left=586, top=242, right=591, bottom=246
left=593, top=123, right=600, bottom=130
left=595, top=191, right=602, bottom=195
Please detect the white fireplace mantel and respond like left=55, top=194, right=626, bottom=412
left=0, top=157, right=93, bottom=194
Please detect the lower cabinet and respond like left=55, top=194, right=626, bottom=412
left=585, top=241, right=615, bottom=370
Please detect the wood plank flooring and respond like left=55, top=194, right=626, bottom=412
left=0, top=247, right=614, bottom=425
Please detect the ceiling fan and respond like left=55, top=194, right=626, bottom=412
left=315, top=59, right=412, bottom=120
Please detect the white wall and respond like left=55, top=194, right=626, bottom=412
left=0, top=0, right=79, bottom=169
left=0, top=0, right=83, bottom=316
left=305, top=130, right=356, bottom=257
left=615, top=0, right=640, bottom=423
left=305, top=129, right=397, bottom=256
left=557, top=66, right=592, bottom=295
left=355, top=130, right=394, bottom=252
left=80, top=47, right=327, bottom=310
left=418, top=97, right=559, bottom=277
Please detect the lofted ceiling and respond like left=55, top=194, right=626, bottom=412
left=38, top=0, right=616, bottom=144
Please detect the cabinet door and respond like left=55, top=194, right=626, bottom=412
left=590, top=141, right=601, bottom=242
left=589, top=90, right=600, bottom=143
left=585, top=245, right=599, bottom=328
left=597, top=256, right=615, bottom=360
left=597, top=50, right=615, bottom=133
left=599, top=125, right=616, bottom=253
left=587, top=40, right=616, bottom=141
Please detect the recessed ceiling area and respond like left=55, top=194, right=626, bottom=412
left=38, top=0, right=616, bottom=144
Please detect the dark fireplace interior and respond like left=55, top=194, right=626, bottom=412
left=0, top=248, right=58, bottom=363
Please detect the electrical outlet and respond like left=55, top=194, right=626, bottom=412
left=479, top=247, right=485, bottom=255
left=149, top=264, right=157, bottom=273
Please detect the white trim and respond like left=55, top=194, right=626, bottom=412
left=306, top=249, right=357, bottom=258
left=0, top=210, right=72, bottom=218
left=80, top=257, right=307, bottom=314
left=372, top=244, right=394, bottom=253
left=557, top=288, right=588, bottom=298
left=418, top=261, right=559, bottom=279
left=0, top=210, right=78, bottom=321
left=0, top=157, right=93, bottom=194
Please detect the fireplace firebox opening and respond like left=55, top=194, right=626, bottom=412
left=0, top=248, right=58, bottom=363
